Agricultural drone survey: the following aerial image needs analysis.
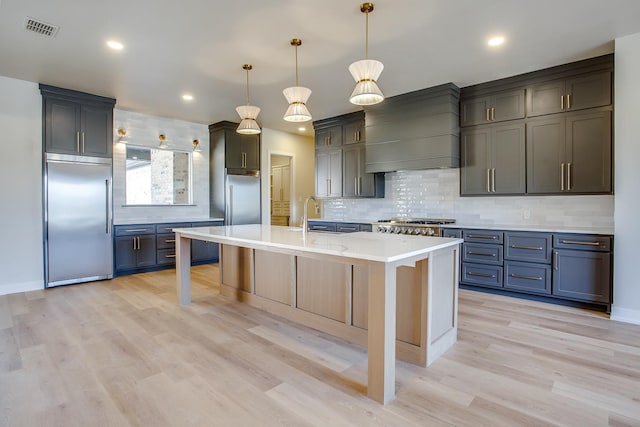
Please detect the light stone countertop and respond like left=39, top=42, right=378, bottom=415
left=173, top=224, right=462, bottom=263
left=442, top=223, right=614, bottom=235
left=114, top=217, right=224, bottom=226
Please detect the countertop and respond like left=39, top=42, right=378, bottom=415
left=114, top=217, right=224, bottom=226
left=442, top=223, right=614, bottom=235
left=173, top=224, right=462, bottom=263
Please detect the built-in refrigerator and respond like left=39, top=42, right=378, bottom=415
left=44, top=153, right=113, bottom=287
left=224, top=171, right=261, bottom=225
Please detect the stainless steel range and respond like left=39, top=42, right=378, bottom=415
left=376, top=218, right=456, bottom=236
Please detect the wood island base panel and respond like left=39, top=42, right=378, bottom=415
left=173, top=224, right=462, bottom=404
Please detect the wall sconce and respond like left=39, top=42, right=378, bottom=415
left=192, top=139, right=201, bottom=152
left=158, top=134, right=168, bottom=149
left=117, top=128, right=128, bottom=143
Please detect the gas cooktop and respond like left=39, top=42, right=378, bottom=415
left=377, top=218, right=456, bottom=225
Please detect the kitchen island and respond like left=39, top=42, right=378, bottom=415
left=173, top=224, right=462, bottom=404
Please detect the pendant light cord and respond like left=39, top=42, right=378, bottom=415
left=365, top=9, right=369, bottom=59
left=245, top=68, right=250, bottom=105
left=295, top=44, right=299, bottom=86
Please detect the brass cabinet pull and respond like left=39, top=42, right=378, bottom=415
left=165, top=254, right=176, bottom=258
left=509, top=273, right=543, bottom=281
left=468, top=271, right=496, bottom=278
left=567, top=163, right=572, bottom=190
left=124, top=228, right=148, bottom=233
left=358, top=177, right=362, bottom=195
left=165, top=239, right=175, bottom=243
left=560, top=239, right=600, bottom=246
left=491, top=168, right=496, bottom=192
left=510, top=245, right=543, bottom=251
left=486, top=108, right=490, bottom=121
left=467, top=234, right=497, bottom=240
left=560, top=163, right=565, bottom=191
left=567, top=94, right=571, bottom=109
left=486, top=169, right=490, bottom=192
left=561, top=95, right=565, bottom=110
left=81, top=132, right=85, bottom=153
left=76, top=132, right=80, bottom=152
left=467, top=251, right=496, bottom=257
left=491, top=107, right=495, bottom=121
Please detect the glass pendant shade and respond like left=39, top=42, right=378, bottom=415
left=349, top=59, right=384, bottom=105
left=283, top=86, right=312, bottom=122
left=236, top=105, right=261, bottom=135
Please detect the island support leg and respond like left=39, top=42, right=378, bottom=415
left=176, top=233, right=192, bottom=305
left=367, top=261, right=397, bottom=404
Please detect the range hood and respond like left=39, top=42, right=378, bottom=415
left=365, top=83, right=460, bottom=173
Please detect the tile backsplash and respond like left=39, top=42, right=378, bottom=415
left=322, top=169, right=614, bottom=228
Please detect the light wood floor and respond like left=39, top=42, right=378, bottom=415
left=1, top=265, right=639, bottom=426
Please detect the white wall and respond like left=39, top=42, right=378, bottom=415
left=113, top=109, right=210, bottom=223
left=0, top=76, right=44, bottom=295
left=260, top=129, right=315, bottom=226
left=612, top=32, right=640, bottom=324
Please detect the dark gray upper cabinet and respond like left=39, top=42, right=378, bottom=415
left=461, top=89, right=525, bottom=126
left=526, top=71, right=612, bottom=117
left=343, top=120, right=365, bottom=145
left=315, top=149, right=342, bottom=198
left=40, top=84, right=115, bottom=158
left=209, top=121, right=260, bottom=171
left=315, top=125, right=342, bottom=149
left=343, top=144, right=375, bottom=197
left=527, top=110, right=611, bottom=194
left=461, top=122, right=525, bottom=195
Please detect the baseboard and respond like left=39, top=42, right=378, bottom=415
left=610, top=306, right=640, bottom=325
left=0, top=280, right=44, bottom=296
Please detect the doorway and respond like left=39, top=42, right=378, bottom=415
left=270, top=154, right=292, bottom=226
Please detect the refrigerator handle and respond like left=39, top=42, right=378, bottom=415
left=105, top=179, right=111, bottom=234
left=228, top=185, right=233, bottom=225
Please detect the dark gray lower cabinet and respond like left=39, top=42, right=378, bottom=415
left=114, top=221, right=222, bottom=276
left=308, top=221, right=372, bottom=233
left=553, top=249, right=611, bottom=304
left=458, top=227, right=612, bottom=309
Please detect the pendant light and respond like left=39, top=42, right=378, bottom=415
left=349, top=2, right=384, bottom=105
left=236, top=64, right=261, bottom=135
left=283, top=38, right=312, bottom=122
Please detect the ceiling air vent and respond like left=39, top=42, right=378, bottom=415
left=24, top=17, right=59, bottom=37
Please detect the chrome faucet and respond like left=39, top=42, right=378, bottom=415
left=302, top=195, right=320, bottom=236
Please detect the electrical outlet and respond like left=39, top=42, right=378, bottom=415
left=523, top=210, right=531, bottom=219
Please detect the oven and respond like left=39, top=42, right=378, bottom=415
left=376, top=218, right=456, bottom=237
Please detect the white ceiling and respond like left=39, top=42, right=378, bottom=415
left=1, top=0, right=639, bottom=136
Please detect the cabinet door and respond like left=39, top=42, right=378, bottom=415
left=242, top=135, right=260, bottom=170
left=342, top=145, right=359, bottom=197
left=328, top=149, right=342, bottom=197
left=491, top=123, right=525, bottom=194
left=526, top=80, right=565, bottom=117
left=271, top=166, right=282, bottom=201
left=315, top=150, right=330, bottom=197
left=460, top=128, right=491, bottom=195
left=191, top=240, right=219, bottom=263
left=225, top=130, right=244, bottom=168
left=136, top=235, right=157, bottom=267
left=343, top=120, right=364, bottom=145
left=566, top=71, right=612, bottom=111
left=45, top=98, right=81, bottom=154
left=281, top=165, right=290, bottom=202
left=115, top=236, right=138, bottom=272
left=461, top=96, right=491, bottom=126
left=315, top=125, right=342, bottom=148
left=357, top=147, right=375, bottom=197
left=81, top=104, right=112, bottom=158
left=565, top=111, right=612, bottom=193
left=491, top=89, right=525, bottom=122
left=553, top=250, right=611, bottom=303
left=526, top=116, right=566, bottom=194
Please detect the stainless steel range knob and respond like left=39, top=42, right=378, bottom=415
left=413, top=228, right=421, bottom=235
left=427, top=228, right=435, bottom=236
left=420, top=229, right=429, bottom=236
left=377, top=226, right=385, bottom=232
left=394, top=226, right=402, bottom=234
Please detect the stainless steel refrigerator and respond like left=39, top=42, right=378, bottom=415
left=224, top=171, right=261, bottom=225
left=44, top=153, right=113, bottom=287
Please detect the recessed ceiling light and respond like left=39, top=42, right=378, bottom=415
left=488, top=36, right=505, bottom=47
left=107, top=40, right=124, bottom=50
left=182, top=94, right=194, bottom=101
left=298, top=127, right=306, bottom=132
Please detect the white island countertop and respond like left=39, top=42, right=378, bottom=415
left=173, top=224, right=463, bottom=263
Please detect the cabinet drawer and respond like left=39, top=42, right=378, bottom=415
left=115, top=225, right=155, bottom=236
left=442, top=228, right=462, bottom=238
left=461, top=263, right=503, bottom=288
left=156, top=222, right=189, bottom=234
left=308, top=222, right=337, bottom=232
left=463, top=229, right=504, bottom=244
left=553, top=234, right=611, bottom=252
left=336, top=223, right=361, bottom=233
left=156, top=233, right=176, bottom=250
left=156, top=249, right=176, bottom=266
left=462, top=243, right=503, bottom=265
left=359, top=224, right=372, bottom=232
left=505, top=232, right=552, bottom=263
left=504, top=261, right=551, bottom=295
